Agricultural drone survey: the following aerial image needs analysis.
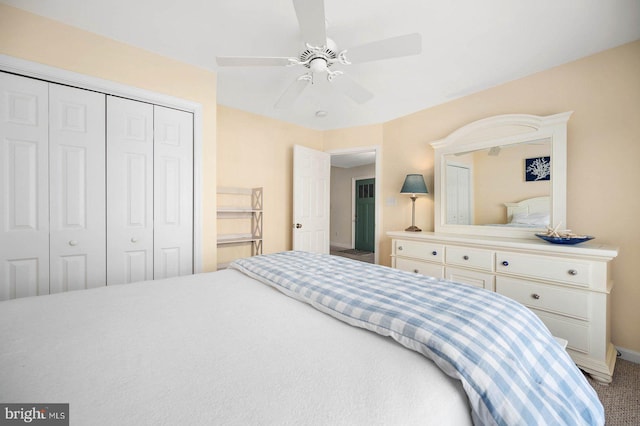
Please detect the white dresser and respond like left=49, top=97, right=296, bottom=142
left=388, top=231, right=619, bottom=383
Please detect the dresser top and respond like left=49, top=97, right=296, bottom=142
left=387, top=231, right=618, bottom=259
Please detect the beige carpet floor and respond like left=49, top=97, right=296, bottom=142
left=587, top=358, right=640, bottom=425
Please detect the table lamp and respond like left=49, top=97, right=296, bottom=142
left=400, top=174, right=428, bottom=232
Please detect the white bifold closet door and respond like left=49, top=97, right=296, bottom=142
left=0, top=73, right=49, bottom=299
left=49, top=84, right=106, bottom=293
left=153, top=105, right=193, bottom=279
left=1, top=72, right=194, bottom=296
left=106, top=97, right=193, bottom=284
left=106, top=96, right=154, bottom=285
left=0, top=74, right=106, bottom=298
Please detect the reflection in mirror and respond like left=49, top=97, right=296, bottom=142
left=431, top=112, right=572, bottom=239
left=444, top=139, right=551, bottom=226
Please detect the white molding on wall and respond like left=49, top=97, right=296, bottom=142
left=617, top=346, right=640, bottom=364
left=0, top=54, right=205, bottom=273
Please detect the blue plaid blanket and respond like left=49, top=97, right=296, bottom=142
left=230, top=251, right=603, bottom=425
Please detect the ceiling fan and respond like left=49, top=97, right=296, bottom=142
left=216, top=0, right=422, bottom=109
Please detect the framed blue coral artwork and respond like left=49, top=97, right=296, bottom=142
left=525, top=156, right=551, bottom=181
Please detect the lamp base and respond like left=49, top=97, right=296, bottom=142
left=404, top=225, right=422, bottom=232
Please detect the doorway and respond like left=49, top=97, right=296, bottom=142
left=328, top=147, right=380, bottom=264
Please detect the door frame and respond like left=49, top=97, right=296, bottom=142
left=328, top=145, right=382, bottom=264
left=0, top=54, right=204, bottom=273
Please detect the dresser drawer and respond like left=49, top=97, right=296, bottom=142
left=496, top=251, right=591, bottom=287
left=496, top=276, right=589, bottom=320
left=445, top=246, right=493, bottom=271
left=534, top=310, right=590, bottom=354
left=395, top=258, right=444, bottom=278
left=393, top=239, right=444, bottom=262
left=445, top=266, right=494, bottom=290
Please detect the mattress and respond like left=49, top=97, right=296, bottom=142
left=0, top=268, right=471, bottom=425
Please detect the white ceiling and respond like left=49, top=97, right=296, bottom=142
left=4, top=0, right=639, bottom=131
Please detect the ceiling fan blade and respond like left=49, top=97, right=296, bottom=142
left=216, top=56, right=293, bottom=67
left=332, top=74, right=374, bottom=104
left=274, top=76, right=310, bottom=109
left=345, top=33, right=422, bottom=64
left=292, top=0, right=327, bottom=47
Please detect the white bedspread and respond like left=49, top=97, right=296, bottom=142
left=0, top=270, right=471, bottom=425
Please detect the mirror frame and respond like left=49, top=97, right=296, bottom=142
left=431, top=111, right=573, bottom=239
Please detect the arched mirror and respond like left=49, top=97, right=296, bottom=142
left=431, top=112, right=572, bottom=239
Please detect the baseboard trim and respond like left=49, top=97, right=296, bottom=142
left=617, top=346, right=640, bottom=364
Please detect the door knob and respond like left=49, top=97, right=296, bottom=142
left=295, top=223, right=302, bottom=229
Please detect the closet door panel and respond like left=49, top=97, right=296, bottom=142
left=0, top=72, right=49, bottom=300
left=107, top=96, right=153, bottom=285
left=49, top=84, right=106, bottom=292
left=154, top=105, right=193, bottom=279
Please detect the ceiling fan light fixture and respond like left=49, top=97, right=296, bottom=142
left=309, top=57, right=328, bottom=73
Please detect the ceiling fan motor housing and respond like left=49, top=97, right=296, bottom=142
left=299, top=44, right=337, bottom=70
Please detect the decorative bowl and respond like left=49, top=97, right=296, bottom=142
left=535, top=234, right=594, bottom=245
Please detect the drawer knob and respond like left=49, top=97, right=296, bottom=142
left=68, top=240, right=78, bottom=246
left=413, top=269, right=419, bottom=274
left=531, top=293, right=541, bottom=300
left=502, top=261, right=509, bottom=266
left=568, top=269, right=578, bottom=276
left=398, top=246, right=403, bottom=251
left=463, top=255, right=469, bottom=260
left=432, top=251, right=437, bottom=256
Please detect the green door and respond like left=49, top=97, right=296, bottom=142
left=355, top=178, right=375, bottom=252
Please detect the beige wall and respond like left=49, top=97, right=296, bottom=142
left=0, top=4, right=219, bottom=271
left=330, top=164, right=376, bottom=248
left=216, top=106, right=322, bottom=264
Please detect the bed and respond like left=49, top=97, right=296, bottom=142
left=503, top=196, right=550, bottom=227
left=0, top=251, right=602, bottom=425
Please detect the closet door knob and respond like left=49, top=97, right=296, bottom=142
left=431, top=251, right=437, bottom=256
left=568, top=269, right=578, bottom=276
left=131, top=237, right=139, bottom=243
left=68, top=240, right=78, bottom=246
left=463, top=255, right=469, bottom=260
left=502, top=261, right=509, bottom=266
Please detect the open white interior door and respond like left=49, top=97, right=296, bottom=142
left=293, top=145, right=330, bottom=253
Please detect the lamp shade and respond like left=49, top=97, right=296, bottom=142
left=400, top=174, right=428, bottom=195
